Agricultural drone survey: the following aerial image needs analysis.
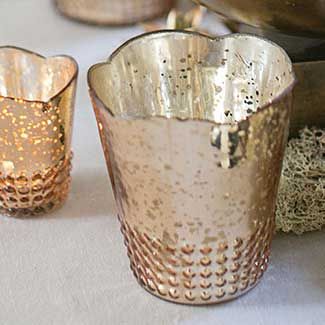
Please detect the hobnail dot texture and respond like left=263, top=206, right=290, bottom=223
left=0, top=154, right=72, bottom=217
left=120, top=216, right=274, bottom=305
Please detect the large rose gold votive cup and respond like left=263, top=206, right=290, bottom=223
left=88, top=31, right=296, bottom=304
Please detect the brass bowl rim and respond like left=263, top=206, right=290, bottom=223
left=88, top=29, right=297, bottom=126
left=0, top=45, right=79, bottom=105
left=54, top=0, right=175, bottom=27
left=192, top=0, right=325, bottom=39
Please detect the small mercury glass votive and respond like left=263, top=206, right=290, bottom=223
left=88, top=31, right=296, bottom=305
left=0, top=47, right=78, bottom=217
left=55, top=0, right=175, bottom=25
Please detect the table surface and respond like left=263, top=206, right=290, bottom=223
left=0, top=1, right=324, bottom=324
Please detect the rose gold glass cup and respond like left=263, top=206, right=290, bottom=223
left=88, top=31, right=296, bottom=304
left=0, top=47, right=78, bottom=217
left=55, top=0, right=174, bottom=25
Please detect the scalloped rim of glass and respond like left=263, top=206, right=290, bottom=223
left=88, top=30, right=297, bottom=126
left=0, top=46, right=79, bottom=105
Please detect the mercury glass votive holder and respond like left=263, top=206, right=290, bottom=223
left=55, top=0, right=174, bottom=25
left=88, top=31, right=296, bottom=305
left=0, top=47, right=78, bottom=217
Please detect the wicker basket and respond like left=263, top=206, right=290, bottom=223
left=55, top=0, right=174, bottom=25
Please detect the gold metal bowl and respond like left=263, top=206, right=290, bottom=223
left=88, top=30, right=296, bottom=304
left=194, top=0, right=325, bottom=38
left=55, top=0, right=174, bottom=25
left=0, top=47, right=78, bottom=217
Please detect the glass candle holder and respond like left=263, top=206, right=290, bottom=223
left=0, top=47, right=78, bottom=217
left=88, top=31, right=296, bottom=305
left=55, top=0, right=175, bottom=25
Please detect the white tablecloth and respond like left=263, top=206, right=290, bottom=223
left=0, top=1, right=324, bottom=324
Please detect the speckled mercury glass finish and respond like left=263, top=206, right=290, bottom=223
left=0, top=47, right=78, bottom=217
left=55, top=0, right=174, bottom=25
left=88, top=31, right=296, bottom=305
